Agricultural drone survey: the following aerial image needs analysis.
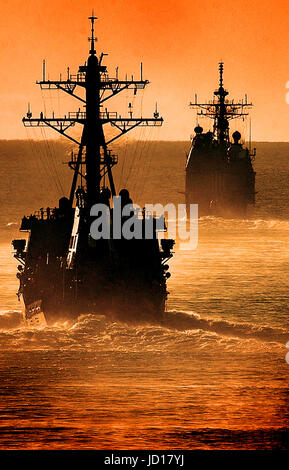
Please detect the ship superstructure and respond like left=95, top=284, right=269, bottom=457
left=186, top=62, right=256, bottom=217
left=12, top=16, right=174, bottom=326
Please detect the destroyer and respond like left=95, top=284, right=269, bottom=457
left=186, top=62, right=256, bottom=217
left=12, top=15, right=174, bottom=326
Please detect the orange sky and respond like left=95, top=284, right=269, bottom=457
left=1, top=0, right=289, bottom=141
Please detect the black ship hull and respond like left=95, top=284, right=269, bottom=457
left=14, top=204, right=172, bottom=326
left=22, top=255, right=167, bottom=326
left=23, top=281, right=166, bottom=326
left=186, top=147, right=256, bottom=217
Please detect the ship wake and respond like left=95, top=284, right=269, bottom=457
left=0, top=309, right=286, bottom=353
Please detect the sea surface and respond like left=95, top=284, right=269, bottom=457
left=0, top=140, right=289, bottom=449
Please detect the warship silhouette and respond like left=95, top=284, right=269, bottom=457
left=12, top=15, right=174, bottom=326
left=186, top=63, right=256, bottom=217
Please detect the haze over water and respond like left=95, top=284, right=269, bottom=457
left=0, top=140, right=289, bottom=449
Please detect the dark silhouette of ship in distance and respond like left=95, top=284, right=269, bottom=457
left=12, top=15, right=174, bottom=326
left=186, top=62, right=256, bottom=217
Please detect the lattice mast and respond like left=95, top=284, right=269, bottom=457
left=190, top=62, right=252, bottom=143
left=23, top=15, right=163, bottom=206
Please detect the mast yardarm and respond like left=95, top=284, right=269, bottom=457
left=189, top=62, right=252, bottom=144
left=23, top=16, right=163, bottom=207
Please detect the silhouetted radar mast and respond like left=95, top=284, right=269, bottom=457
left=23, top=15, right=163, bottom=206
left=190, top=62, right=252, bottom=143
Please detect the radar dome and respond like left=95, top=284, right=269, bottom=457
left=119, top=189, right=130, bottom=198
left=194, top=125, right=203, bottom=134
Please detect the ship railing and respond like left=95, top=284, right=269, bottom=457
left=69, top=154, right=119, bottom=165
left=33, top=208, right=59, bottom=220
left=66, top=111, right=86, bottom=119
left=23, top=112, right=161, bottom=126
left=65, top=111, right=119, bottom=120
left=37, top=73, right=112, bottom=88
left=69, top=73, right=86, bottom=82
left=38, top=75, right=148, bottom=89
left=99, top=111, right=118, bottom=119
left=69, top=73, right=115, bottom=83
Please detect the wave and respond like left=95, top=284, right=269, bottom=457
left=165, top=310, right=288, bottom=344
left=198, top=216, right=289, bottom=233
left=0, top=310, right=286, bottom=352
left=0, top=310, right=23, bottom=329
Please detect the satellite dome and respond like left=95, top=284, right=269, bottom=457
left=119, top=189, right=130, bottom=199
left=194, top=125, right=203, bottom=134
left=205, top=131, right=214, bottom=139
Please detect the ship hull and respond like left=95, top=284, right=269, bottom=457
left=22, top=262, right=166, bottom=326
left=16, top=207, right=170, bottom=326
left=186, top=146, right=255, bottom=218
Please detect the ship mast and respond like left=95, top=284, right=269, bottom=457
left=214, top=62, right=229, bottom=143
left=190, top=62, right=252, bottom=144
left=86, top=13, right=102, bottom=204
left=23, top=15, right=163, bottom=207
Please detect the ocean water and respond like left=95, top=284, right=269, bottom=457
left=0, top=140, right=289, bottom=450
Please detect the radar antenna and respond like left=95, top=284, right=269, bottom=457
left=23, top=16, right=163, bottom=206
left=88, top=11, right=97, bottom=55
left=189, top=62, right=252, bottom=144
